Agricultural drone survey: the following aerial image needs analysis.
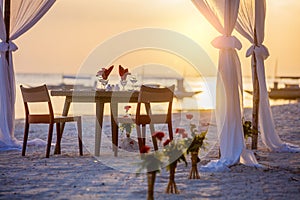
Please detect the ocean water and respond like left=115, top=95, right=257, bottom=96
left=15, top=73, right=296, bottom=119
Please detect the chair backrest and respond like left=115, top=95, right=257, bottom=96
left=20, top=84, right=54, bottom=117
left=136, top=85, right=175, bottom=124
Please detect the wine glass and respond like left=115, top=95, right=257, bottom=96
left=130, top=74, right=138, bottom=90
left=97, top=75, right=108, bottom=90
left=120, top=79, right=127, bottom=91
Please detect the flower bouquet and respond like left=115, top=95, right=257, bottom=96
left=162, top=138, right=187, bottom=194
left=180, top=114, right=207, bottom=179
left=137, top=145, right=163, bottom=200
left=119, top=105, right=138, bottom=152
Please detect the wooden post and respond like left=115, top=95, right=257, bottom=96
left=251, top=28, right=259, bottom=149
left=4, top=0, right=11, bottom=62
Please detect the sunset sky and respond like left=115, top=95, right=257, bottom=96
left=13, top=0, right=300, bottom=77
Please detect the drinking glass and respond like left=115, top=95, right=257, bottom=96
left=130, top=74, right=138, bottom=90
left=120, top=79, right=127, bottom=91
left=97, top=75, right=108, bottom=90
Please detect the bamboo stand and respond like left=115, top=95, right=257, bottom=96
left=189, top=151, right=200, bottom=179
left=147, top=171, right=156, bottom=200
left=166, top=162, right=179, bottom=194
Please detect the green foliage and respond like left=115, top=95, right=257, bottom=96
left=189, top=123, right=197, bottom=138
left=243, top=120, right=253, bottom=139
left=186, top=130, right=207, bottom=154
left=163, top=139, right=188, bottom=171
left=119, top=123, right=135, bottom=136
left=137, top=151, right=163, bottom=173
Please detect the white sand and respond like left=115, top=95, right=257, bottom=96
left=0, top=103, right=299, bottom=199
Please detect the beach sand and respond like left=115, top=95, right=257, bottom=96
left=0, top=103, right=299, bottom=199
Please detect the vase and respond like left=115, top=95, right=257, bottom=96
left=166, top=162, right=179, bottom=194
left=189, top=150, right=200, bottom=179
left=147, top=171, right=156, bottom=200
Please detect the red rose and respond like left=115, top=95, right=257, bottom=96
left=124, top=105, right=131, bottom=112
left=186, top=114, right=193, bottom=120
left=140, top=145, right=150, bottom=153
left=175, top=128, right=185, bottom=134
left=181, top=132, right=188, bottom=138
left=152, top=131, right=165, bottom=141
left=163, top=139, right=171, bottom=146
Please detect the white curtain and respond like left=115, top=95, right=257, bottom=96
left=236, top=0, right=300, bottom=153
left=0, top=0, right=55, bottom=150
left=192, top=0, right=259, bottom=171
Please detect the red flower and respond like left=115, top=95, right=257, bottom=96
left=181, top=132, right=188, bottom=138
left=140, top=145, right=150, bottom=153
left=175, top=128, right=185, bottom=134
left=186, top=114, right=193, bottom=120
left=124, top=105, right=131, bottom=112
left=119, top=65, right=131, bottom=80
left=163, top=139, right=171, bottom=146
left=152, top=131, right=165, bottom=141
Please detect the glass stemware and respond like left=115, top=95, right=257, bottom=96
left=97, top=75, right=108, bottom=90
left=120, top=79, right=127, bottom=91
left=130, top=75, right=138, bottom=90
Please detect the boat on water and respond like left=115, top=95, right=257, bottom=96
left=245, top=76, right=300, bottom=100
left=268, top=82, right=300, bottom=99
left=47, top=75, right=93, bottom=90
left=173, top=79, right=202, bottom=99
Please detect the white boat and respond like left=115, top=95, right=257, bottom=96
left=245, top=76, right=300, bottom=100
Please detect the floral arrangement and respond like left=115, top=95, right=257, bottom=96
left=183, top=114, right=207, bottom=179
left=152, top=132, right=187, bottom=194
left=137, top=145, right=163, bottom=200
left=162, top=139, right=188, bottom=170
left=243, top=119, right=253, bottom=140
left=138, top=145, right=163, bottom=172
left=96, top=65, right=114, bottom=80
left=119, top=105, right=134, bottom=138
left=119, top=65, right=131, bottom=80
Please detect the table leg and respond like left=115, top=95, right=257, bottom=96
left=110, top=102, right=119, bottom=157
left=95, top=101, right=104, bottom=156
left=60, top=97, right=71, bottom=132
left=54, top=97, right=71, bottom=154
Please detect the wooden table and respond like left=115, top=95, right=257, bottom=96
left=50, top=89, right=139, bottom=156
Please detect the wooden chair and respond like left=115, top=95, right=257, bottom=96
left=20, top=84, right=83, bottom=158
left=117, top=85, right=175, bottom=152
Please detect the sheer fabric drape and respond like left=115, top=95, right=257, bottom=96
left=236, top=0, right=300, bottom=152
left=192, top=0, right=259, bottom=171
left=0, top=0, right=55, bottom=150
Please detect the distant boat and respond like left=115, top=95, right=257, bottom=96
left=144, top=79, right=202, bottom=99
left=245, top=76, right=300, bottom=100
left=269, top=81, right=300, bottom=99
left=174, top=79, right=202, bottom=100
left=47, top=74, right=92, bottom=90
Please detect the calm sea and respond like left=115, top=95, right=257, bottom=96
left=14, top=73, right=296, bottom=119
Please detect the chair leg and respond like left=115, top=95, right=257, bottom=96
left=149, top=123, right=158, bottom=151
left=77, top=118, right=83, bottom=156
left=136, top=125, right=143, bottom=152
left=168, top=122, right=173, bottom=140
left=141, top=125, right=146, bottom=146
left=54, top=123, right=62, bottom=155
left=22, top=122, right=30, bottom=156
left=46, top=123, right=54, bottom=158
